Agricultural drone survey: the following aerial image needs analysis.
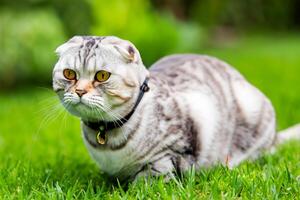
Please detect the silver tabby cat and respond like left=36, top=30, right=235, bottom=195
left=53, top=36, right=300, bottom=181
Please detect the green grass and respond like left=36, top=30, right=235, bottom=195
left=1, top=33, right=300, bottom=199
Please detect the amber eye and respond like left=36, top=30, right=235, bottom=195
left=63, top=69, right=76, bottom=80
left=95, top=70, right=111, bottom=82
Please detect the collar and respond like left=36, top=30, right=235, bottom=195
left=83, top=77, right=150, bottom=144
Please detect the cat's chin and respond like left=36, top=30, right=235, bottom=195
left=65, top=103, right=112, bottom=122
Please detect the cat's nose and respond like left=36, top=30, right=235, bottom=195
left=75, top=89, right=87, bottom=97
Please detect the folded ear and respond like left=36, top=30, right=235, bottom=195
left=55, top=36, right=83, bottom=56
left=102, top=36, right=142, bottom=64
left=113, top=44, right=141, bottom=64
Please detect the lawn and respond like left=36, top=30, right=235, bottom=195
left=0, top=33, right=300, bottom=199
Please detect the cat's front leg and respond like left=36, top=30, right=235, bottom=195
left=134, top=156, right=176, bottom=182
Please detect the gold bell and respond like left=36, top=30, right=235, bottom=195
left=96, top=126, right=106, bottom=145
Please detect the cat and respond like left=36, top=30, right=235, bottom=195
left=53, top=36, right=300, bottom=181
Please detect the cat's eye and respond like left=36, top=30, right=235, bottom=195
left=63, top=69, right=76, bottom=80
left=95, top=70, right=111, bottom=82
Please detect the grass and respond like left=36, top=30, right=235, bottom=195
left=1, top=33, right=300, bottom=199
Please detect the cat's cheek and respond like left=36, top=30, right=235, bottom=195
left=105, top=92, right=131, bottom=107
left=53, top=84, right=63, bottom=93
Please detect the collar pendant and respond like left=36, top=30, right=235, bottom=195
left=96, top=125, right=106, bottom=145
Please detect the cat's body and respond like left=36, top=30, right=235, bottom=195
left=53, top=36, right=300, bottom=182
left=82, top=54, right=276, bottom=180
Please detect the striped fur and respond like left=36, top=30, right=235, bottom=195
left=53, top=36, right=298, bottom=182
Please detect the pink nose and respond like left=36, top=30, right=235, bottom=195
left=75, top=89, right=87, bottom=97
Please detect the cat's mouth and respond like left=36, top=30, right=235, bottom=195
left=77, top=99, right=103, bottom=110
left=65, top=97, right=102, bottom=110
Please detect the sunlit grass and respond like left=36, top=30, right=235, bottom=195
left=0, top=33, right=300, bottom=199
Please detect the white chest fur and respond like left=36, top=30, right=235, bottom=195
left=82, top=134, right=137, bottom=176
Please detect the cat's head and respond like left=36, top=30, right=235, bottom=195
left=53, top=36, right=149, bottom=122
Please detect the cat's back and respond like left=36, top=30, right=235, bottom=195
left=148, top=54, right=275, bottom=167
left=149, top=54, right=244, bottom=89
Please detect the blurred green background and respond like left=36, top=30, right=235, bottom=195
left=0, top=0, right=300, bottom=198
left=1, top=0, right=300, bottom=89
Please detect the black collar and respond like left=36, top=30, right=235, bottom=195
left=83, top=77, right=150, bottom=134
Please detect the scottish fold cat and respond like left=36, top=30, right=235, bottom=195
left=53, top=36, right=300, bottom=181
